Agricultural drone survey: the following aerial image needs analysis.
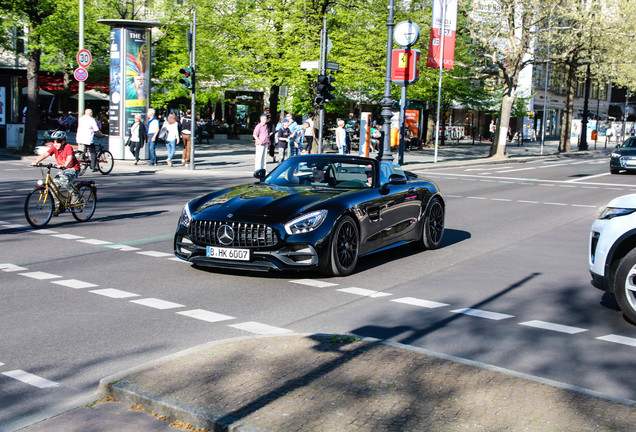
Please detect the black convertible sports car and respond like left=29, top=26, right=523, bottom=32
left=174, top=154, right=445, bottom=276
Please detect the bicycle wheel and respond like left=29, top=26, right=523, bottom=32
left=71, top=184, right=97, bottom=222
left=24, top=188, right=53, bottom=228
left=74, top=150, right=88, bottom=176
left=98, top=151, right=114, bottom=174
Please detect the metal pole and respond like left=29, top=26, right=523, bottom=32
left=433, top=0, right=448, bottom=163
left=623, top=88, right=630, bottom=145
left=189, top=7, right=196, bottom=170
left=78, top=0, right=85, bottom=115
left=398, top=85, right=407, bottom=165
left=379, top=0, right=395, bottom=162
left=541, top=32, right=551, bottom=155
left=317, top=16, right=327, bottom=154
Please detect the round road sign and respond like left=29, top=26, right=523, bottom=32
left=77, top=49, right=92, bottom=68
left=74, top=67, right=88, bottom=82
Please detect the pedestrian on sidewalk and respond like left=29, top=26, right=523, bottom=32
left=276, top=118, right=291, bottom=163
left=489, top=119, right=496, bottom=142
left=126, top=113, right=147, bottom=165
left=304, top=113, right=315, bottom=154
left=253, top=114, right=271, bottom=172
left=335, top=119, right=346, bottom=155
left=146, top=108, right=159, bottom=165
left=163, top=112, right=180, bottom=166
left=76, top=108, right=107, bottom=172
left=180, top=110, right=193, bottom=167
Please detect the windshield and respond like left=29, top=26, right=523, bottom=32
left=265, top=157, right=375, bottom=189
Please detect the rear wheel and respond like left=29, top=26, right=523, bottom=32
left=75, top=150, right=88, bottom=176
left=98, top=151, right=114, bottom=174
left=613, top=248, right=636, bottom=324
left=323, top=215, right=359, bottom=277
left=71, top=184, right=97, bottom=222
left=24, top=188, right=53, bottom=228
left=413, top=197, right=445, bottom=250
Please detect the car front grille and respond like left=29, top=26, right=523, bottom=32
left=188, top=220, right=278, bottom=248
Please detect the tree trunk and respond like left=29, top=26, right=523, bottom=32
left=559, top=63, right=577, bottom=153
left=489, top=94, right=515, bottom=158
left=268, top=85, right=280, bottom=121
left=23, top=47, right=41, bottom=153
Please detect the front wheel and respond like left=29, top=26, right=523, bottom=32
left=613, top=249, right=636, bottom=324
left=323, top=215, right=359, bottom=277
left=71, top=185, right=97, bottom=222
left=24, top=188, right=53, bottom=228
left=98, top=151, right=114, bottom=174
left=75, top=150, right=88, bottom=176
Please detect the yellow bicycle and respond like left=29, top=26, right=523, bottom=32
left=24, top=163, right=97, bottom=228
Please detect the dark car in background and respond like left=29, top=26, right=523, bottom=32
left=610, top=137, right=636, bottom=174
left=174, top=155, right=445, bottom=276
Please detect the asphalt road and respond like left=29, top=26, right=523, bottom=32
left=1, top=153, right=636, bottom=430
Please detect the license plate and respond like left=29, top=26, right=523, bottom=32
left=626, top=160, right=636, bottom=166
left=206, top=246, right=250, bottom=261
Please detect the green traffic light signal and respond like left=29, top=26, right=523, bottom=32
left=179, top=67, right=194, bottom=90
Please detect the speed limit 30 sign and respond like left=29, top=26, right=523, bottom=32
left=77, top=49, right=92, bottom=68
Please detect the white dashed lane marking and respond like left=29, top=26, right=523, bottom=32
left=391, top=297, right=449, bottom=309
left=519, top=320, right=588, bottom=334
left=451, top=308, right=514, bottom=321
left=0, top=263, right=28, bottom=272
left=51, top=279, right=99, bottom=289
left=229, top=321, right=293, bottom=335
left=19, top=271, right=61, bottom=280
left=177, top=309, right=235, bottom=323
left=105, top=244, right=141, bottom=251
left=130, top=298, right=185, bottom=310
left=2, top=370, right=59, bottom=389
left=51, top=234, right=85, bottom=240
left=136, top=250, right=174, bottom=258
left=290, top=279, right=339, bottom=288
left=90, top=288, right=139, bottom=299
left=596, top=334, right=636, bottom=347
left=337, top=287, right=392, bottom=298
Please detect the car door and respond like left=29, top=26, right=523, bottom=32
left=377, top=163, right=421, bottom=246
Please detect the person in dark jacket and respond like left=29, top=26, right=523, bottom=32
left=128, top=113, right=147, bottom=165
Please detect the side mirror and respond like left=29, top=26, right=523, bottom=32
left=388, top=173, right=407, bottom=185
left=253, top=169, right=266, bottom=182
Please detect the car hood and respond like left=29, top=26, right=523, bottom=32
left=615, top=148, right=636, bottom=157
left=190, top=183, right=342, bottom=222
left=605, top=193, right=636, bottom=210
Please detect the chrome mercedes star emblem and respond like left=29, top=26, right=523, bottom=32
left=217, top=224, right=235, bottom=246
left=227, top=213, right=233, bottom=219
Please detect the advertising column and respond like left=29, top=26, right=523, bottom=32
left=99, top=19, right=159, bottom=160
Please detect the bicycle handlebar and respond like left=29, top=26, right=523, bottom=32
left=32, top=163, right=60, bottom=169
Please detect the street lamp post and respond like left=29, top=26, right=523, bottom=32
left=379, top=0, right=396, bottom=162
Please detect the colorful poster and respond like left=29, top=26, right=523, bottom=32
left=426, top=0, right=457, bottom=69
left=0, top=87, right=6, bottom=125
left=124, top=29, right=149, bottom=134
left=109, top=29, right=121, bottom=136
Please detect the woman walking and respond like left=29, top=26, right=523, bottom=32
left=127, top=113, right=147, bottom=165
left=162, top=112, right=180, bottom=166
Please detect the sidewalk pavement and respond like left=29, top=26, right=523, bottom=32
left=9, top=136, right=631, bottom=432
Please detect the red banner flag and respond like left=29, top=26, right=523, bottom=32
left=426, top=0, right=457, bottom=69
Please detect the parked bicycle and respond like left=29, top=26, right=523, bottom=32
left=74, top=139, right=114, bottom=175
left=24, top=163, right=97, bottom=228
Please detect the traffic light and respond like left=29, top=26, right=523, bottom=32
left=315, top=74, right=335, bottom=105
left=179, top=67, right=194, bottom=91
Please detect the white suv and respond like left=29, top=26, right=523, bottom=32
left=589, top=194, right=636, bottom=323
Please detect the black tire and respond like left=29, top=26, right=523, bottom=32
left=98, top=151, right=114, bottom=175
left=75, top=150, right=88, bottom=176
left=613, top=248, right=636, bottom=324
left=323, top=215, right=359, bottom=277
left=610, top=168, right=620, bottom=174
left=71, top=185, right=97, bottom=222
left=24, top=188, right=53, bottom=228
left=414, top=197, right=445, bottom=250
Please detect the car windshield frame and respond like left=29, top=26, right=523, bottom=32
left=264, top=155, right=378, bottom=189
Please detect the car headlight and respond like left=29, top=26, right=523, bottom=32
left=611, top=152, right=622, bottom=158
left=180, top=204, right=193, bottom=227
left=285, top=210, right=327, bottom=235
left=599, top=206, right=636, bottom=220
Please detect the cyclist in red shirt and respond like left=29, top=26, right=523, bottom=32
left=31, top=131, right=81, bottom=215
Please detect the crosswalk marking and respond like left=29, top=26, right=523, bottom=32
left=451, top=308, right=514, bottom=321
left=2, top=370, right=59, bottom=388
left=177, top=309, right=235, bottom=323
left=391, top=297, right=449, bottom=309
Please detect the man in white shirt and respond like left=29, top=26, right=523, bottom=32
left=146, top=108, right=160, bottom=165
left=76, top=109, right=106, bottom=172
